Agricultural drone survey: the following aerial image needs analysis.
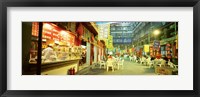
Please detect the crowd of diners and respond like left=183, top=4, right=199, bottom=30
left=100, top=53, right=178, bottom=69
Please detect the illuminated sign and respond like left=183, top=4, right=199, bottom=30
left=32, top=22, right=75, bottom=45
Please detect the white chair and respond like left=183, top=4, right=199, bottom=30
left=29, top=54, right=37, bottom=63
left=135, top=57, right=139, bottom=63
left=147, top=57, right=153, bottom=68
left=140, top=57, right=146, bottom=65
left=114, top=58, right=118, bottom=62
left=107, top=60, right=114, bottom=72
left=154, top=58, right=159, bottom=65
left=158, top=59, right=166, bottom=67
left=129, top=56, right=133, bottom=61
left=99, top=60, right=106, bottom=69
left=138, top=57, right=142, bottom=64
left=168, top=61, right=174, bottom=68
left=114, top=60, right=120, bottom=70
left=168, top=61, right=178, bottom=69
left=173, top=64, right=178, bottom=69
left=118, top=59, right=124, bottom=69
left=116, top=57, right=120, bottom=62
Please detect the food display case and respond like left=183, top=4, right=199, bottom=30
left=28, top=22, right=83, bottom=75
left=54, top=46, right=82, bottom=62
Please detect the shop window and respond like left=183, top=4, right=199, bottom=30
left=29, top=22, right=82, bottom=64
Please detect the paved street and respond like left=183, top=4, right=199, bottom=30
left=77, top=60, right=156, bottom=75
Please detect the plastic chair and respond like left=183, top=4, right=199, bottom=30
left=158, top=59, right=166, bottom=67
left=168, top=61, right=174, bottom=68
left=129, top=56, right=133, bottom=61
left=168, top=61, right=178, bottom=69
left=99, top=60, right=106, bottom=69
left=147, top=57, right=153, bottom=68
left=106, top=60, right=114, bottom=72
left=140, top=57, right=146, bottom=65
left=118, top=59, right=124, bottom=69
left=29, top=54, right=37, bottom=63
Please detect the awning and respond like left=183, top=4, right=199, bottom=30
left=81, top=22, right=99, bottom=36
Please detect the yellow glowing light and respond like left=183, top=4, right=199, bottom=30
left=43, top=23, right=52, bottom=29
left=153, top=30, right=160, bottom=35
left=60, top=30, right=67, bottom=36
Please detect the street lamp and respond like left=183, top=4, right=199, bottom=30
left=153, top=30, right=160, bottom=36
left=153, top=29, right=160, bottom=40
left=152, top=29, right=161, bottom=59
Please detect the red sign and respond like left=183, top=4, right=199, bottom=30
left=32, top=22, right=75, bottom=45
left=32, top=22, right=39, bottom=36
left=166, top=43, right=172, bottom=59
left=42, top=23, right=61, bottom=40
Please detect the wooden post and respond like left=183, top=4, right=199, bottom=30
left=36, top=22, right=43, bottom=75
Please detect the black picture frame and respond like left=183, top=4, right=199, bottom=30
left=0, top=0, right=200, bottom=97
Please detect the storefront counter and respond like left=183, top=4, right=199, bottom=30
left=28, top=58, right=82, bottom=75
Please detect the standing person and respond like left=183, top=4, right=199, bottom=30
left=42, top=44, right=57, bottom=62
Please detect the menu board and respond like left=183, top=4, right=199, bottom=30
left=32, top=22, right=75, bottom=46
left=42, top=23, right=61, bottom=40
left=153, top=40, right=160, bottom=50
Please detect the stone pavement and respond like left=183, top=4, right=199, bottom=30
left=76, top=60, right=156, bottom=75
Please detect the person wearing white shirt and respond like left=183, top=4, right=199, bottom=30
left=42, top=44, right=57, bottom=62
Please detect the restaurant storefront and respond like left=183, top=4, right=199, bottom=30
left=23, top=22, right=83, bottom=75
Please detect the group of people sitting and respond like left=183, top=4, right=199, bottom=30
left=128, top=54, right=177, bottom=68
left=106, top=54, right=124, bottom=61
left=128, top=54, right=143, bottom=63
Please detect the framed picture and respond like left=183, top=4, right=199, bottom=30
left=0, top=0, right=200, bottom=97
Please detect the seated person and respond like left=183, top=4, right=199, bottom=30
left=108, top=54, right=112, bottom=59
